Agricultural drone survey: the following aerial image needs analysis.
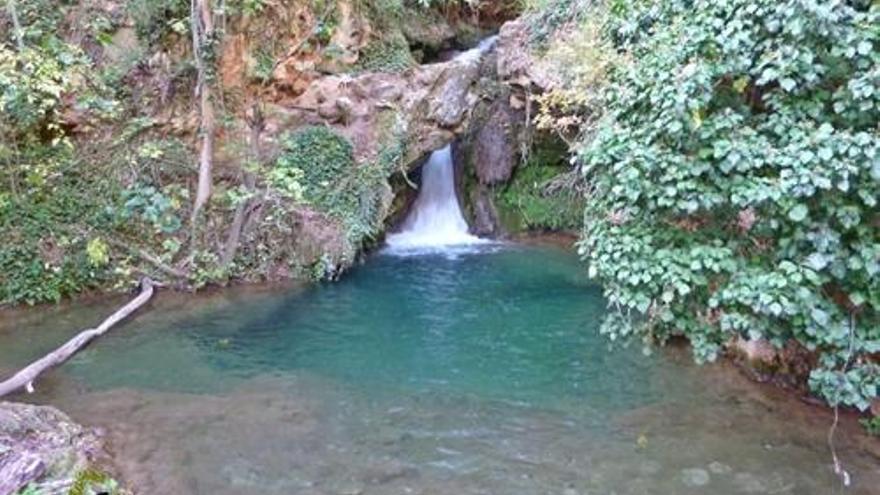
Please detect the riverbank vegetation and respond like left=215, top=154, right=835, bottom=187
left=531, top=0, right=878, bottom=418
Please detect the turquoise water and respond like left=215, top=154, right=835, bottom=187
left=73, top=246, right=653, bottom=406
left=1, top=245, right=877, bottom=494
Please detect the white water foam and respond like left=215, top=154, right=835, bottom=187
left=385, top=36, right=499, bottom=255
left=385, top=145, right=485, bottom=253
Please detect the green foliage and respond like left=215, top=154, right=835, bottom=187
left=354, top=32, right=415, bottom=73
left=277, top=126, right=355, bottom=205
left=121, top=184, right=183, bottom=234
left=15, top=485, right=42, bottom=495
left=228, top=0, right=269, bottom=16
left=127, top=0, right=190, bottom=45
left=275, top=120, right=405, bottom=260
left=69, top=468, right=120, bottom=495
left=0, top=155, right=120, bottom=305
left=575, top=0, right=880, bottom=410
left=86, top=238, right=110, bottom=267
left=0, top=4, right=127, bottom=306
left=353, top=0, right=416, bottom=73
left=861, top=416, right=880, bottom=436
left=496, top=147, right=583, bottom=231
left=526, top=0, right=590, bottom=47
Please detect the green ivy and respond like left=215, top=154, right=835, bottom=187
left=574, top=0, right=879, bottom=410
left=274, top=121, right=405, bottom=263
left=277, top=126, right=356, bottom=206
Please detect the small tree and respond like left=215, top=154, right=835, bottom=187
left=190, top=0, right=218, bottom=222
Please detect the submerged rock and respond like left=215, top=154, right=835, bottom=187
left=708, top=461, right=733, bottom=474
left=680, top=467, right=711, bottom=487
left=0, top=402, right=113, bottom=495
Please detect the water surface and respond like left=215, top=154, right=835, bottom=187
left=1, top=245, right=877, bottom=494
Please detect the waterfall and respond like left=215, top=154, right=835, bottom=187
left=386, top=145, right=483, bottom=250
left=385, top=37, right=499, bottom=251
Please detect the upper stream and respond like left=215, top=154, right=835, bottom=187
left=1, top=245, right=877, bottom=494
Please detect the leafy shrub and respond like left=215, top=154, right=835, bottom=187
left=496, top=147, right=583, bottom=231
left=275, top=122, right=404, bottom=257
left=354, top=32, right=415, bottom=73
left=277, top=126, right=355, bottom=205
left=575, top=1, right=879, bottom=410
left=861, top=416, right=880, bottom=437
left=127, top=0, right=190, bottom=46
left=121, top=184, right=183, bottom=234
left=0, top=166, right=116, bottom=305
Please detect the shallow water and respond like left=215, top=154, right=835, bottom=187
left=1, top=245, right=877, bottom=494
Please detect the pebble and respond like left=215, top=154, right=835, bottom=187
left=639, top=460, right=662, bottom=475
left=708, top=461, right=733, bottom=474
left=681, top=468, right=711, bottom=487
left=733, top=472, right=766, bottom=493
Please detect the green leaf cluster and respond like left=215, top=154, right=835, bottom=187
left=574, top=0, right=879, bottom=410
left=275, top=125, right=400, bottom=259
left=496, top=146, right=583, bottom=231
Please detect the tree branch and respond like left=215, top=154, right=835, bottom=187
left=0, top=278, right=156, bottom=398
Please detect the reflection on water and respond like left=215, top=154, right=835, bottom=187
left=0, top=246, right=877, bottom=494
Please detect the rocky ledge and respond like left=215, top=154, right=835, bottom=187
left=0, top=402, right=116, bottom=495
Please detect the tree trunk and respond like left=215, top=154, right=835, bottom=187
left=191, top=0, right=216, bottom=222
left=0, top=279, right=155, bottom=398
left=6, top=0, right=24, bottom=52
left=221, top=104, right=263, bottom=266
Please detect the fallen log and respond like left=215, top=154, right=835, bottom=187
left=0, top=278, right=155, bottom=398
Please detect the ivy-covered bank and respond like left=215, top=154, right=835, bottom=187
left=537, top=0, right=878, bottom=414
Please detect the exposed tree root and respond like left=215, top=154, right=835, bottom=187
left=0, top=278, right=156, bottom=398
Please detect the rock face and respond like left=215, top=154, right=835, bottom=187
left=448, top=44, right=527, bottom=238
left=469, top=185, right=502, bottom=237
left=268, top=49, right=488, bottom=170
left=0, top=402, right=109, bottom=495
left=496, top=19, right=553, bottom=90
left=473, top=100, right=518, bottom=185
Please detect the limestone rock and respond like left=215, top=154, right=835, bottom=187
left=469, top=185, right=502, bottom=237
left=428, top=64, right=482, bottom=128
left=496, top=20, right=553, bottom=91
left=681, top=467, right=711, bottom=487
left=401, top=10, right=456, bottom=52
left=473, top=100, right=518, bottom=185
left=0, top=402, right=110, bottom=495
left=274, top=41, right=493, bottom=168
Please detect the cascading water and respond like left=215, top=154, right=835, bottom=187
left=385, top=37, right=498, bottom=251
left=385, top=144, right=483, bottom=249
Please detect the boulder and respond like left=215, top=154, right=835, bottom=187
left=0, top=402, right=111, bottom=495
left=469, top=185, right=502, bottom=237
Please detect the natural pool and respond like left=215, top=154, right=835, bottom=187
left=1, top=245, right=877, bottom=494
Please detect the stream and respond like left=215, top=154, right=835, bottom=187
left=0, top=245, right=878, bottom=494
